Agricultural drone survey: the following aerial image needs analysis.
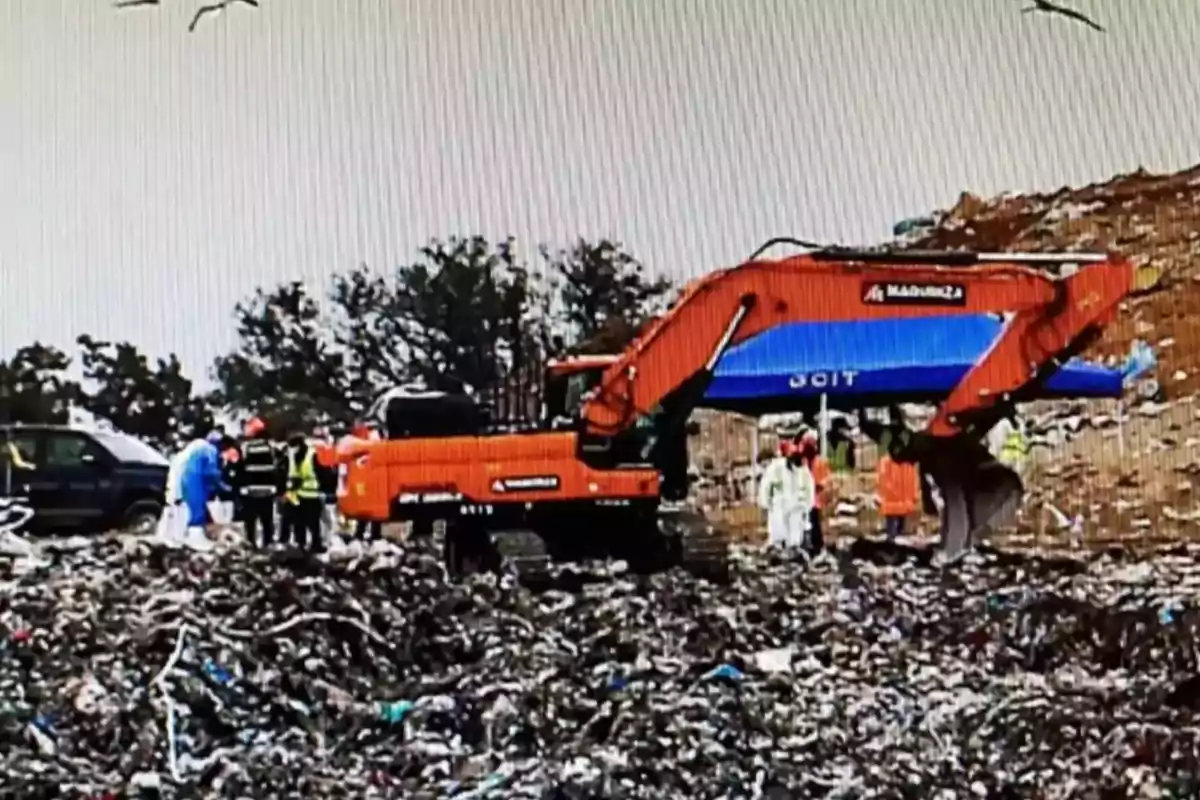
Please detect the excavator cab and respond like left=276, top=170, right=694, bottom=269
left=544, top=356, right=695, bottom=500
left=542, top=357, right=612, bottom=429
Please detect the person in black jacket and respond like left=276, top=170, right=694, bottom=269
left=235, top=417, right=285, bottom=548
left=216, top=434, right=241, bottom=522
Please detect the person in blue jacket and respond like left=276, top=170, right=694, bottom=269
left=178, top=431, right=231, bottom=551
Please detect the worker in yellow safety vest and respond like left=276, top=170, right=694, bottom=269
left=999, top=429, right=1029, bottom=471
left=279, top=432, right=325, bottom=552
left=987, top=413, right=1030, bottom=478
left=2, top=439, right=34, bottom=503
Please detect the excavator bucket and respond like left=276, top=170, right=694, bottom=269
left=901, top=431, right=1023, bottom=561
left=928, top=452, right=1023, bottom=561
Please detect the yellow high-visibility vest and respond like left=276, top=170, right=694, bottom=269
left=998, top=429, right=1029, bottom=470
left=286, top=449, right=321, bottom=503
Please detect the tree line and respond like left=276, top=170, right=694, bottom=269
left=0, top=237, right=675, bottom=450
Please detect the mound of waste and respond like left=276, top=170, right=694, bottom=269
left=3, top=535, right=1200, bottom=798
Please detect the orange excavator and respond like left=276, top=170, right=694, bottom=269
left=333, top=241, right=1156, bottom=580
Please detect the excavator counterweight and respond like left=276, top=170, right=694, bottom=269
left=334, top=242, right=1145, bottom=581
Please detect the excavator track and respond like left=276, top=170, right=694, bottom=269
left=443, top=521, right=551, bottom=584
left=658, top=505, right=732, bottom=583
left=489, top=528, right=552, bottom=583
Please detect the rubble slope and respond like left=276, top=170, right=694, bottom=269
left=905, top=163, right=1200, bottom=540
left=698, top=163, right=1200, bottom=544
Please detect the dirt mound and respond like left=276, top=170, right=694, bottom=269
left=698, top=163, right=1200, bottom=546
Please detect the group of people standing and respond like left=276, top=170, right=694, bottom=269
left=756, top=411, right=925, bottom=555
left=164, top=416, right=384, bottom=553
left=757, top=406, right=1031, bottom=556
left=757, top=429, right=831, bottom=555
left=223, top=418, right=333, bottom=551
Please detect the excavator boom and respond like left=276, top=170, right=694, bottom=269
left=583, top=250, right=1135, bottom=436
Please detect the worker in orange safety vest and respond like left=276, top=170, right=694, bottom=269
left=875, top=452, right=921, bottom=540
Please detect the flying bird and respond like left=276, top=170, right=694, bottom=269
left=1021, top=0, right=1105, bottom=32
left=188, top=0, right=260, bottom=33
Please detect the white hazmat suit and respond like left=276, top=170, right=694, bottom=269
left=757, top=451, right=815, bottom=548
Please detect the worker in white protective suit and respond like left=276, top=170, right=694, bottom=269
left=757, top=440, right=815, bottom=548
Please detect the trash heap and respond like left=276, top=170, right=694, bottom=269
left=3, top=536, right=1200, bottom=798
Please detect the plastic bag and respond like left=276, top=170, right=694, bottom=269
left=0, top=498, right=34, bottom=535
left=208, top=500, right=233, bottom=527
left=320, top=503, right=339, bottom=538
left=155, top=503, right=187, bottom=542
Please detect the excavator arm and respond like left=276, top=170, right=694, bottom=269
left=580, top=245, right=1149, bottom=559
left=583, top=249, right=1137, bottom=434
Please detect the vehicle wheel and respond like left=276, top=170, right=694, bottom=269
left=121, top=501, right=164, bottom=534
left=443, top=521, right=470, bottom=579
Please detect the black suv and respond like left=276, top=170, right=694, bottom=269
left=0, top=424, right=169, bottom=534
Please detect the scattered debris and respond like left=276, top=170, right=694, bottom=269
left=2, top=534, right=1200, bottom=796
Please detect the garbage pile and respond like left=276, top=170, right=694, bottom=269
left=3, top=535, right=1200, bottom=798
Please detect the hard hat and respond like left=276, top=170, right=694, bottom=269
left=244, top=417, right=266, bottom=437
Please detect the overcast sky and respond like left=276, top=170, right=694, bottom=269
left=2, top=0, right=1197, bottom=383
